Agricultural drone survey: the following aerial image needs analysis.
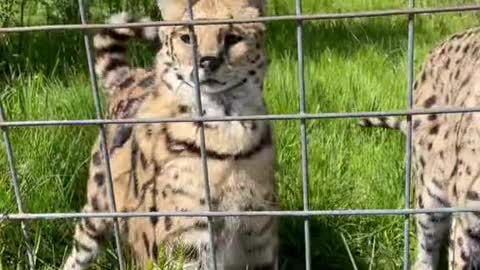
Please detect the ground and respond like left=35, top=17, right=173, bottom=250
left=1, top=0, right=480, bottom=269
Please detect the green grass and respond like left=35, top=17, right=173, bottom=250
left=1, top=0, right=480, bottom=269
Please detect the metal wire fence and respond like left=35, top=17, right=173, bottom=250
left=2, top=1, right=480, bottom=269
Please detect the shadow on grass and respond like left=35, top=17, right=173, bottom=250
left=279, top=217, right=370, bottom=270
left=268, top=17, right=408, bottom=62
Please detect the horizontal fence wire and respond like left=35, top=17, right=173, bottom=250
left=2, top=107, right=480, bottom=127
left=1, top=5, right=480, bottom=33
left=2, top=208, right=480, bottom=220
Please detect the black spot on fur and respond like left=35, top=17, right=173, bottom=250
left=103, top=58, right=128, bottom=76
left=421, top=72, right=427, bottom=82
left=427, top=187, right=449, bottom=207
left=99, top=29, right=131, bottom=42
left=142, top=232, right=151, bottom=257
left=94, top=172, right=105, bottom=186
left=421, top=243, right=433, bottom=253
left=137, top=74, right=155, bottom=89
left=111, top=126, right=133, bottom=152
left=467, top=191, right=480, bottom=200
left=92, top=151, right=102, bottom=166
left=413, top=119, right=421, bottom=129
left=423, top=95, right=437, bottom=108
left=75, top=240, right=93, bottom=253
left=248, top=70, right=256, bottom=76
left=152, top=243, right=159, bottom=259
left=194, top=220, right=208, bottom=230
left=444, top=58, right=451, bottom=69
left=453, top=184, right=458, bottom=198
left=199, top=198, right=206, bottom=205
left=429, top=125, right=439, bottom=135
left=178, top=105, right=189, bottom=113
left=90, top=196, right=101, bottom=211
left=428, top=114, right=437, bottom=121
left=427, top=143, right=433, bottom=151
left=145, top=125, right=153, bottom=137
left=473, top=46, right=480, bottom=56
left=467, top=228, right=480, bottom=242
left=164, top=127, right=272, bottom=160
left=432, top=178, right=443, bottom=189
left=118, top=76, right=135, bottom=89
left=460, top=74, right=472, bottom=89
left=451, top=162, right=459, bottom=178
left=164, top=216, right=173, bottom=231
left=454, top=69, right=461, bottom=80
left=418, top=195, right=424, bottom=208
left=419, top=156, right=426, bottom=167
left=140, top=151, right=149, bottom=169
left=458, top=236, right=464, bottom=247
left=149, top=206, right=159, bottom=226
left=96, top=44, right=127, bottom=59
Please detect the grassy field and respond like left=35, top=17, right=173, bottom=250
left=2, top=0, right=480, bottom=269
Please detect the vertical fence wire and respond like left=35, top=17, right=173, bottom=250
left=404, top=0, right=416, bottom=269
left=186, top=0, right=218, bottom=269
left=77, top=0, right=125, bottom=268
left=0, top=101, right=35, bottom=270
left=295, top=1, right=311, bottom=269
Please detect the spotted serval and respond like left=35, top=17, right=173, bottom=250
left=63, top=0, right=277, bottom=269
left=360, top=28, right=480, bottom=269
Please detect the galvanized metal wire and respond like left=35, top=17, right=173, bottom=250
left=403, top=0, right=416, bottom=268
left=295, top=1, right=312, bottom=269
left=1, top=5, right=480, bottom=33
left=2, top=3, right=480, bottom=270
left=186, top=0, right=218, bottom=268
left=78, top=0, right=125, bottom=268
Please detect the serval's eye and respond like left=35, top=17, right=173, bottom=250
left=224, top=34, right=243, bottom=47
left=180, top=34, right=191, bottom=44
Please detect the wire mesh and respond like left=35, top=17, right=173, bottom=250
left=2, top=2, right=480, bottom=270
